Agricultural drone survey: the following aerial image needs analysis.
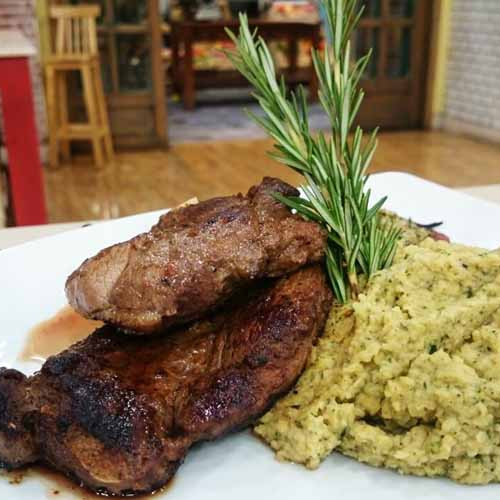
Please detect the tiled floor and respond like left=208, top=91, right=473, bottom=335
left=168, top=90, right=330, bottom=143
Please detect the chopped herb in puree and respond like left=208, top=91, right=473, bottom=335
left=255, top=237, right=500, bottom=484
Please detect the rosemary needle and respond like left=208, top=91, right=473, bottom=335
left=225, top=0, right=400, bottom=303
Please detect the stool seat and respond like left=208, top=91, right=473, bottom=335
left=45, top=5, right=113, bottom=168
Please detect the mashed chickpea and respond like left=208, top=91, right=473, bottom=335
left=255, top=236, right=500, bottom=484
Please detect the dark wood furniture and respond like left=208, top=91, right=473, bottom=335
left=170, top=19, right=321, bottom=110
left=354, top=0, right=432, bottom=129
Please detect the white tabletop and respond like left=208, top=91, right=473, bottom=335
left=0, top=185, right=499, bottom=251
left=461, top=184, right=500, bottom=205
left=0, top=29, right=36, bottom=58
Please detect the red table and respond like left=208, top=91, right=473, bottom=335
left=0, top=30, right=47, bottom=226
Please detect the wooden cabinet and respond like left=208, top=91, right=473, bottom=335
left=354, top=0, right=432, bottom=129
left=57, top=0, right=167, bottom=148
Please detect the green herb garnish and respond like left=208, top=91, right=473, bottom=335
left=225, top=0, right=400, bottom=302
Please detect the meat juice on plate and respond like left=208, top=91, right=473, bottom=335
left=2, top=465, right=174, bottom=499
left=19, top=306, right=103, bottom=363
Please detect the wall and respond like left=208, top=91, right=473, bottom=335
left=426, top=0, right=453, bottom=128
left=0, top=0, right=47, bottom=159
left=441, top=0, right=500, bottom=142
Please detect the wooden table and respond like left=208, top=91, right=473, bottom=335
left=170, top=19, right=321, bottom=110
left=0, top=30, right=47, bottom=226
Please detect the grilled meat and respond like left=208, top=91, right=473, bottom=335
left=0, top=266, right=332, bottom=496
left=65, top=177, right=327, bottom=334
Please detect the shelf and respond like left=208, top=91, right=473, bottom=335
left=98, top=23, right=148, bottom=34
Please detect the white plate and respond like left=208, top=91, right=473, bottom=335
left=1, top=172, right=500, bottom=499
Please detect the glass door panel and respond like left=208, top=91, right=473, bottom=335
left=354, top=28, right=379, bottom=79
left=116, top=34, right=152, bottom=92
left=386, top=27, right=411, bottom=78
left=389, top=0, right=414, bottom=18
left=97, top=35, right=113, bottom=92
left=361, top=0, right=382, bottom=18
left=113, top=0, right=148, bottom=24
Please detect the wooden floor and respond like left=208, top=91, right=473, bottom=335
left=43, top=131, right=500, bottom=223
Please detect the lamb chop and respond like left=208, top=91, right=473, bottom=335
left=0, top=266, right=332, bottom=496
left=65, top=177, right=326, bottom=334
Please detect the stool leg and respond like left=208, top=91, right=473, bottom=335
left=93, top=61, right=114, bottom=162
left=45, top=65, right=59, bottom=168
left=81, top=64, right=104, bottom=167
left=57, top=71, right=71, bottom=163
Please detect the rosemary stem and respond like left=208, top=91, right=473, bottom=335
left=226, top=1, right=400, bottom=302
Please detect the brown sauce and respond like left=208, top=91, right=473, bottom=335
left=2, top=464, right=174, bottom=498
left=19, top=306, right=103, bottom=363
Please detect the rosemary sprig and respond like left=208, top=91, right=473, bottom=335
left=225, top=0, right=400, bottom=302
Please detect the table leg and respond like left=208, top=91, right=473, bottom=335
left=171, top=25, right=179, bottom=92
left=309, top=28, right=320, bottom=102
left=183, top=27, right=195, bottom=110
left=0, top=57, right=47, bottom=225
left=288, top=34, right=298, bottom=76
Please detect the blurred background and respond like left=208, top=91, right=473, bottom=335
left=0, top=0, right=499, bottom=227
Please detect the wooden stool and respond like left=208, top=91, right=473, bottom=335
left=45, top=5, right=113, bottom=168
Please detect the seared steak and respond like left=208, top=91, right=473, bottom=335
left=0, top=266, right=332, bottom=496
left=65, top=177, right=326, bottom=334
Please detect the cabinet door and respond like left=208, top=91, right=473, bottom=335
left=354, top=0, right=431, bottom=129
left=66, top=0, right=167, bottom=147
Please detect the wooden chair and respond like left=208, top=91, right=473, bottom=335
left=45, top=5, right=113, bottom=168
